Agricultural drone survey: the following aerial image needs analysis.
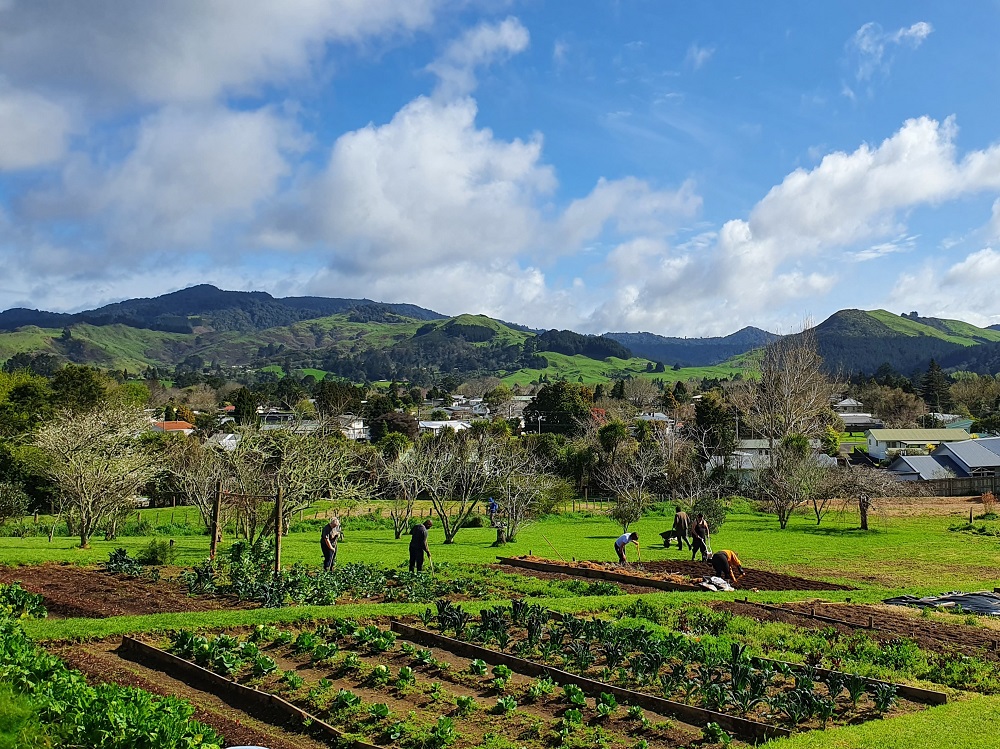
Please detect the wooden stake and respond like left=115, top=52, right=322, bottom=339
left=210, top=481, right=222, bottom=560
left=274, top=488, right=284, bottom=575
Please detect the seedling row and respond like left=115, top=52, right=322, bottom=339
left=412, top=599, right=927, bottom=735
left=160, top=620, right=712, bottom=749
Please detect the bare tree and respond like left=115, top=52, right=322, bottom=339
left=34, top=405, right=159, bottom=548
left=165, top=437, right=227, bottom=528
left=0, top=481, right=29, bottom=530
left=731, top=328, right=838, bottom=461
left=599, top=442, right=664, bottom=532
left=382, top=445, right=426, bottom=539
left=486, top=436, right=561, bottom=544
left=624, top=378, right=658, bottom=410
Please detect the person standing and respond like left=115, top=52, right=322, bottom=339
left=409, top=518, right=433, bottom=572
left=320, top=516, right=342, bottom=572
left=672, top=509, right=691, bottom=550
left=691, top=512, right=711, bottom=561
left=614, top=531, right=640, bottom=564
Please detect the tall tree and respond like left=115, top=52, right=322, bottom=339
left=921, top=359, right=953, bottom=414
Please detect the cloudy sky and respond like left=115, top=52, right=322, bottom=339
left=1, top=1, right=999, bottom=336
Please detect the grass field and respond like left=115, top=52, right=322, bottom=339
left=501, top=352, right=746, bottom=386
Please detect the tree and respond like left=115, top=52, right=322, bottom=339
left=693, top=390, right=736, bottom=467
left=623, top=377, right=657, bottom=410
left=856, top=383, right=926, bottom=428
left=50, top=364, right=110, bottom=413
left=598, top=441, right=664, bottom=532
left=749, top=436, right=834, bottom=529
left=370, top=411, right=419, bottom=442
left=0, top=481, right=29, bottom=529
left=232, top=387, right=260, bottom=425
left=921, top=359, right=953, bottom=414
left=34, top=405, right=159, bottom=548
left=730, top=329, right=837, bottom=462
left=487, top=435, right=565, bottom=544
left=523, top=381, right=592, bottom=434
left=380, top=440, right=423, bottom=539
left=164, top=437, right=227, bottom=529
left=483, top=383, right=514, bottom=419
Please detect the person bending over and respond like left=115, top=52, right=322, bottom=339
left=321, top=516, right=342, bottom=572
left=615, top=531, right=640, bottom=564
left=709, top=549, right=745, bottom=585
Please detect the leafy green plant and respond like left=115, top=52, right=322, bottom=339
left=626, top=704, right=644, bottom=720
left=469, top=658, right=488, bottom=675
left=562, top=684, right=587, bottom=707
left=342, top=652, right=362, bottom=671
left=845, top=674, right=867, bottom=709
left=429, top=681, right=445, bottom=702
left=332, top=689, right=362, bottom=711
left=369, top=702, right=391, bottom=719
left=526, top=676, right=555, bottom=701
left=702, top=722, right=732, bottom=745
left=495, top=695, right=517, bottom=714
left=455, top=695, right=477, bottom=715
left=0, top=583, right=47, bottom=619
left=397, top=666, right=417, bottom=687
left=563, top=708, right=584, bottom=725
left=251, top=655, right=278, bottom=678
left=415, top=648, right=435, bottom=666
left=370, top=664, right=391, bottom=685
left=870, top=682, right=898, bottom=712
left=492, top=664, right=513, bottom=683
left=280, top=670, right=304, bottom=690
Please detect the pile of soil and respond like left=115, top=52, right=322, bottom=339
left=493, top=563, right=664, bottom=595
left=0, top=564, right=250, bottom=618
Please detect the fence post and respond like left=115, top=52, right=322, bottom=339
left=274, top=488, right=284, bottom=575
left=210, top=481, right=222, bottom=560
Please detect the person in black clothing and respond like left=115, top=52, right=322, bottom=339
left=409, top=518, right=433, bottom=572
left=320, top=517, right=342, bottom=571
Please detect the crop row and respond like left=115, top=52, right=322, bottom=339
left=425, top=599, right=907, bottom=730
left=165, top=620, right=716, bottom=748
left=0, top=583, right=221, bottom=749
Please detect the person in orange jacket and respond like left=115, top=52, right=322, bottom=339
left=710, top=549, right=744, bottom=585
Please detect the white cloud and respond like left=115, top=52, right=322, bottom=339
left=685, top=44, right=715, bottom=71
left=427, top=16, right=530, bottom=98
left=0, top=84, right=72, bottom=170
left=0, top=0, right=446, bottom=104
left=25, top=106, right=299, bottom=257
left=291, top=95, right=554, bottom=272
left=850, top=235, right=917, bottom=261
left=848, top=20, right=933, bottom=82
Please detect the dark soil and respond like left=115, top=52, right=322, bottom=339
left=713, top=600, right=1000, bottom=659
left=637, top=560, right=854, bottom=592
left=56, top=641, right=330, bottom=749
left=493, top=563, right=664, bottom=595
left=0, top=564, right=251, bottom=618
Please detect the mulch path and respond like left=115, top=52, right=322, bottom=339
left=713, top=600, right=1000, bottom=659
left=0, top=563, right=251, bottom=618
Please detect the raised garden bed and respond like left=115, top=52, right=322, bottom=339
left=128, top=618, right=711, bottom=748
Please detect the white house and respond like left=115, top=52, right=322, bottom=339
left=865, top=428, right=970, bottom=461
left=418, top=420, right=472, bottom=435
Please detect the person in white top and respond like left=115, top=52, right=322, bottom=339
left=614, top=531, right=640, bottom=564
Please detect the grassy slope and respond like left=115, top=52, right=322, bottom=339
left=0, top=326, right=61, bottom=360
left=501, top=352, right=745, bottom=386
left=68, top=324, right=193, bottom=370
left=866, top=310, right=994, bottom=347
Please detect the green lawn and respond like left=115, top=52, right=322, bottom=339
left=5, top=501, right=995, bottom=592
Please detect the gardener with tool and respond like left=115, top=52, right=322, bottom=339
left=671, top=509, right=692, bottom=550
left=320, top=516, right=342, bottom=572
left=691, top=512, right=711, bottom=561
left=709, top=549, right=745, bottom=585
left=409, top=518, right=433, bottom=572
left=614, top=531, right=640, bottom=564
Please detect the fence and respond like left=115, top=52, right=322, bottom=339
left=921, top=475, right=1000, bottom=497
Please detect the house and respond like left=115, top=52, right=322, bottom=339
left=887, top=436, right=1000, bottom=480
left=337, top=414, right=369, bottom=441
left=206, top=432, right=241, bottom=451
left=831, top=398, right=884, bottom=431
left=152, top=420, right=196, bottom=436
left=418, top=420, right=472, bottom=435
left=865, top=428, right=970, bottom=461
left=833, top=398, right=864, bottom=414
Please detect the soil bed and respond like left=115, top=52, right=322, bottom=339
left=493, top=563, right=664, bottom=595
left=500, top=556, right=852, bottom=592
left=0, top=563, right=250, bottom=618
left=715, top=600, right=1000, bottom=659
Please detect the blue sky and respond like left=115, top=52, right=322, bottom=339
left=1, top=1, right=1000, bottom=336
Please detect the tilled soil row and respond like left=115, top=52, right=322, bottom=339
left=0, top=564, right=249, bottom=618
left=713, top=600, right=1000, bottom=659
left=55, top=641, right=331, bottom=749
left=637, top=560, right=854, bottom=591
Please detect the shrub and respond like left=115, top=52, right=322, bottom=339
left=137, top=538, right=178, bottom=566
